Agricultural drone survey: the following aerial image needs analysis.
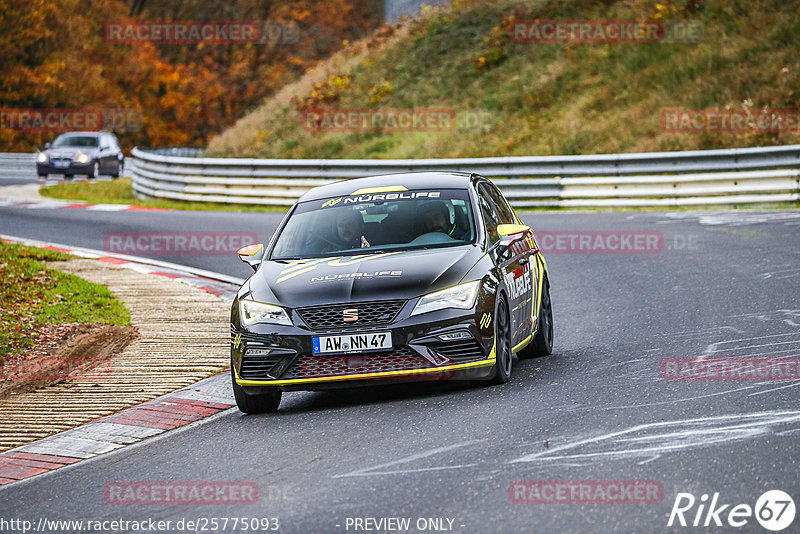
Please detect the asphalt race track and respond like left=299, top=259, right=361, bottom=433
left=2, top=189, right=800, bottom=532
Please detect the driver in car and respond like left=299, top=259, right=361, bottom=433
left=304, top=209, right=370, bottom=254
left=336, top=209, right=370, bottom=249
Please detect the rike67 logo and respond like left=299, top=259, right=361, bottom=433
left=668, top=490, right=795, bottom=531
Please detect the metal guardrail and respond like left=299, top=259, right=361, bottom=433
left=0, top=153, right=37, bottom=179
left=130, top=145, right=800, bottom=207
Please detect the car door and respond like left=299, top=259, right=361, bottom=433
left=98, top=134, right=113, bottom=173
left=108, top=134, right=122, bottom=173
left=478, top=182, right=535, bottom=347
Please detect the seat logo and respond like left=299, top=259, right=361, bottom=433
left=343, top=309, right=359, bottom=322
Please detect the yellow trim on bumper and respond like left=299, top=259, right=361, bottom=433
left=236, top=340, right=497, bottom=387
left=235, top=358, right=497, bottom=386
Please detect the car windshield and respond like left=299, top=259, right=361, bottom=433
left=271, top=188, right=476, bottom=260
left=51, top=135, right=99, bottom=148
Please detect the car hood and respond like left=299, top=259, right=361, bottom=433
left=45, top=147, right=97, bottom=158
left=246, top=246, right=483, bottom=308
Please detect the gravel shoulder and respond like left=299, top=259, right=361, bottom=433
left=0, top=259, right=229, bottom=452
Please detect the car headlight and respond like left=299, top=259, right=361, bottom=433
left=74, top=153, right=89, bottom=164
left=36, top=153, right=48, bottom=163
left=411, top=281, right=480, bottom=317
left=239, top=299, right=292, bottom=327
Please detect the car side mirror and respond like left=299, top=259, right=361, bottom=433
left=44, top=142, right=51, bottom=149
left=494, top=224, right=532, bottom=255
left=237, top=244, right=264, bottom=272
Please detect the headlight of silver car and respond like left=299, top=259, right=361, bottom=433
left=74, top=152, right=89, bottom=164
left=239, top=299, right=292, bottom=327
left=411, top=281, right=480, bottom=317
left=36, top=153, right=48, bottom=163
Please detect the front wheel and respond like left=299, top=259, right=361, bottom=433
left=88, top=161, right=99, bottom=179
left=231, top=365, right=281, bottom=414
left=519, top=277, right=553, bottom=359
left=490, top=293, right=513, bottom=384
left=111, top=160, right=122, bottom=178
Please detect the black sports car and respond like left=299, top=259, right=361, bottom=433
left=230, top=172, right=553, bottom=413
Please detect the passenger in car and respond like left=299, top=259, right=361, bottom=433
left=420, top=201, right=470, bottom=240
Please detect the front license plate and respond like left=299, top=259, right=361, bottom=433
left=54, top=161, right=70, bottom=168
left=312, top=332, right=392, bottom=354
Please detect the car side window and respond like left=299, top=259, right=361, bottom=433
left=478, top=185, right=501, bottom=244
left=483, top=182, right=515, bottom=224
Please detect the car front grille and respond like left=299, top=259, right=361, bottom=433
left=296, top=300, right=406, bottom=331
left=281, top=346, right=435, bottom=380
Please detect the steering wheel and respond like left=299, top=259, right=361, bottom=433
left=305, top=234, right=344, bottom=252
left=410, top=232, right=455, bottom=245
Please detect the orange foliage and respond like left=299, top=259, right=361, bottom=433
left=0, top=0, right=382, bottom=151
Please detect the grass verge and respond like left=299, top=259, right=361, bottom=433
left=208, top=0, right=800, bottom=159
left=0, top=242, right=131, bottom=364
left=39, top=179, right=287, bottom=212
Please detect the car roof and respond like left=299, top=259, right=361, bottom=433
left=298, top=172, right=476, bottom=202
left=56, top=131, right=115, bottom=137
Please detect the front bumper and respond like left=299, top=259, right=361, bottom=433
left=37, top=161, right=92, bottom=175
left=231, top=301, right=497, bottom=391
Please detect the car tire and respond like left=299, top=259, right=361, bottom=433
left=490, top=292, right=513, bottom=384
left=88, top=161, right=99, bottom=179
left=111, top=160, right=121, bottom=178
left=64, top=174, right=73, bottom=180
left=38, top=174, right=47, bottom=180
left=519, top=277, right=553, bottom=359
left=231, top=365, right=282, bottom=414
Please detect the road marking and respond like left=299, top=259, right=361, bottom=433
left=701, top=331, right=800, bottom=358
left=511, top=410, right=800, bottom=465
left=748, top=382, right=800, bottom=397
left=333, top=440, right=483, bottom=478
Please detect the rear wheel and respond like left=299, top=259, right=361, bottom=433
left=231, top=363, right=281, bottom=414
left=519, top=277, right=553, bottom=359
left=490, top=293, right=513, bottom=384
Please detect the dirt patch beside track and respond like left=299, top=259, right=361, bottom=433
left=0, top=324, right=139, bottom=400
